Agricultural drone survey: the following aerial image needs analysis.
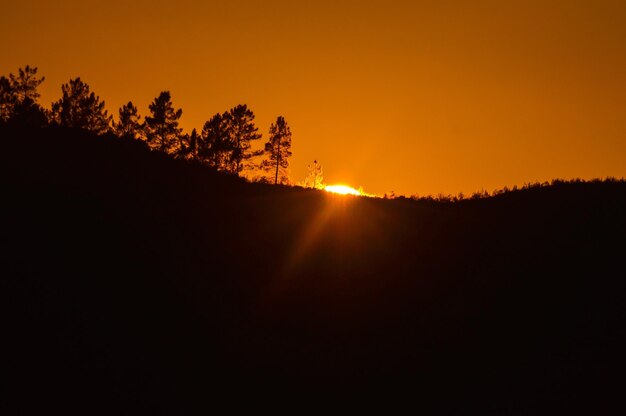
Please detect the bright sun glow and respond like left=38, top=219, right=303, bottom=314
left=324, top=184, right=363, bottom=196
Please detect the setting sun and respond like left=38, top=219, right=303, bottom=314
left=324, top=184, right=363, bottom=196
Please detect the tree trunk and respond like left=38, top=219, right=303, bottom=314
left=274, top=138, right=281, bottom=185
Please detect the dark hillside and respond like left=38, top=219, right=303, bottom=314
left=1, top=125, right=624, bottom=413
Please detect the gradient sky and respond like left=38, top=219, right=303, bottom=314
left=2, top=0, right=625, bottom=196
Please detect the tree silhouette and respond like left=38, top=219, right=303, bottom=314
left=177, top=128, right=199, bottom=160
left=1, top=66, right=47, bottom=125
left=51, top=78, right=112, bottom=134
left=198, top=113, right=230, bottom=169
left=9, top=65, right=45, bottom=103
left=144, top=91, right=183, bottom=154
left=0, top=76, right=16, bottom=123
left=302, top=160, right=324, bottom=189
left=262, top=116, right=292, bottom=184
left=114, top=101, right=143, bottom=140
left=223, top=104, right=262, bottom=174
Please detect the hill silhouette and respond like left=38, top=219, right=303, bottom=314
left=1, top=124, right=624, bottom=413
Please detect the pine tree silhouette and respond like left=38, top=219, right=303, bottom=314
left=51, top=78, right=112, bottom=134
left=114, top=101, right=143, bottom=140
left=143, top=91, right=183, bottom=154
left=223, top=104, right=262, bottom=174
left=177, top=128, right=199, bottom=160
left=9, top=65, right=45, bottom=103
left=262, top=116, right=292, bottom=184
left=198, top=112, right=230, bottom=169
left=0, top=65, right=46, bottom=125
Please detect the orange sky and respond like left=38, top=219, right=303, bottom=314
left=2, top=0, right=625, bottom=196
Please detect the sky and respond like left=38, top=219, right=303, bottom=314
left=2, top=0, right=625, bottom=196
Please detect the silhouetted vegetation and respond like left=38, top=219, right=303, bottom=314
left=0, top=65, right=292, bottom=183
left=301, top=159, right=324, bottom=189
left=222, top=104, right=263, bottom=174
left=113, top=100, right=142, bottom=140
left=51, top=77, right=112, bottom=134
left=0, top=65, right=47, bottom=127
left=144, top=91, right=184, bottom=156
left=261, top=115, right=292, bottom=184
left=405, top=177, right=625, bottom=203
left=1, top=66, right=625, bottom=413
left=198, top=112, right=230, bottom=168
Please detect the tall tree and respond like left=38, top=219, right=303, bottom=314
left=223, top=104, right=262, bottom=174
left=51, top=77, right=112, bottom=134
left=143, top=91, right=183, bottom=154
left=262, top=116, right=292, bottom=184
left=198, top=113, right=230, bottom=169
left=114, top=101, right=143, bottom=140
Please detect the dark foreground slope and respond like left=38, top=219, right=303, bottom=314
left=1, top=125, right=625, bottom=413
